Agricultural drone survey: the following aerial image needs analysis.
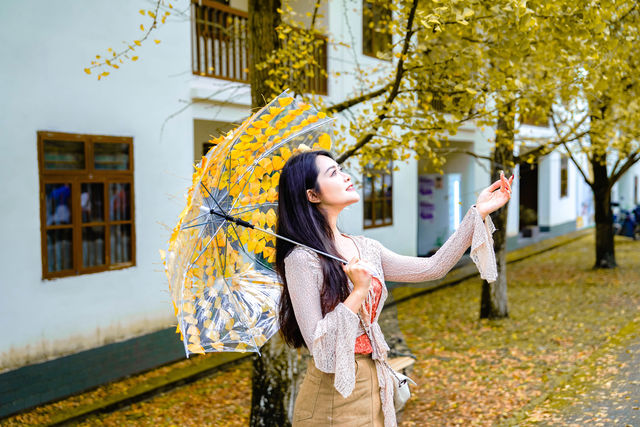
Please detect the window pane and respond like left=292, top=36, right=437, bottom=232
left=45, top=184, right=72, bottom=225
left=111, top=224, right=132, bottom=264
left=46, top=229, right=73, bottom=272
left=364, top=201, right=372, bottom=222
left=374, top=201, right=383, bottom=224
left=82, top=226, right=105, bottom=267
left=81, top=183, right=104, bottom=223
left=109, top=183, right=131, bottom=221
left=363, top=176, right=373, bottom=200
left=94, top=143, right=130, bottom=170
left=43, top=140, right=85, bottom=170
left=385, top=198, right=393, bottom=222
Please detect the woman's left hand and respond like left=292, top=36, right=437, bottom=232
left=476, top=171, right=514, bottom=219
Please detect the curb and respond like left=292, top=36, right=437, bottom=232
left=29, top=228, right=592, bottom=426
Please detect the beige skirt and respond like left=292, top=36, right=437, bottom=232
left=293, top=354, right=385, bottom=426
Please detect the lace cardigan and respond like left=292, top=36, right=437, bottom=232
left=284, top=206, right=497, bottom=427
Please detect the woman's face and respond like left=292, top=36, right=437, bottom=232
left=308, top=155, right=360, bottom=211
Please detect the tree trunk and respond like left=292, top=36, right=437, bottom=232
left=248, top=2, right=302, bottom=426
left=480, top=103, right=514, bottom=319
left=250, top=335, right=306, bottom=427
left=248, top=0, right=282, bottom=109
left=591, top=154, right=616, bottom=268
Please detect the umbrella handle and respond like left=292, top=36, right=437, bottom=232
left=207, top=209, right=349, bottom=265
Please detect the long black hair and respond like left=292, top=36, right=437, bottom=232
left=275, top=150, right=350, bottom=348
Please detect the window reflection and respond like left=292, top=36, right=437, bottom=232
left=45, top=183, right=72, bottom=225
left=111, top=224, right=132, bottom=263
left=81, top=183, right=104, bottom=223
left=46, top=229, right=73, bottom=272
left=109, top=183, right=131, bottom=221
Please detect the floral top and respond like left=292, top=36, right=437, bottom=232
left=284, top=206, right=497, bottom=427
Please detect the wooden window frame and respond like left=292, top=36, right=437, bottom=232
left=38, top=131, right=136, bottom=280
left=362, top=0, right=392, bottom=59
left=363, top=165, right=393, bottom=229
left=560, top=155, right=569, bottom=198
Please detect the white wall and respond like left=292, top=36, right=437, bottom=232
left=537, top=151, right=578, bottom=228
left=616, top=162, right=640, bottom=209
left=0, top=0, right=193, bottom=370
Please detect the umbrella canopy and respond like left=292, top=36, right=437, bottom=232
left=163, top=91, right=334, bottom=356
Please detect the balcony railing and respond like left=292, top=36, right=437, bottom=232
left=191, top=0, right=327, bottom=94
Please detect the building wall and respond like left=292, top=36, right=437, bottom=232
left=616, top=162, right=640, bottom=209
left=537, top=151, right=578, bottom=230
left=0, top=0, right=192, bottom=371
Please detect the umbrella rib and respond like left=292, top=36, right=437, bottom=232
left=200, top=182, right=229, bottom=216
left=229, top=202, right=278, bottom=216
left=180, top=212, right=211, bottom=229
left=228, top=221, right=274, bottom=272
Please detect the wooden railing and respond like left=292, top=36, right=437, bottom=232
left=191, top=0, right=327, bottom=94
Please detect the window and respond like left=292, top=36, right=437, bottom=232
left=362, top=0, right=392, bottom=58
left=560, top=155, right=568, bottom=198
left=38, top=131, right=135, bottom=279
left=191, top=1, right=328, bottom=94
left=363, top=165, right=393, bottom=228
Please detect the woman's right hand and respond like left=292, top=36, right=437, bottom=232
left=342, top=256, right=373, bottom=296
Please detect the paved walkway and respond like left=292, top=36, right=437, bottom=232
left=553, top=336, right=640, bottom=426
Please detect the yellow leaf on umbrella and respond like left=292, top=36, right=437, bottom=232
left=280, top=146, right=292, bottom=161
left=265, top=209, right=277, bottom=227
left=255, top=239, right=266, bottom=254
left=318, top=111, right=327, bottom=119
left=229, top=330, right=241, bottom=341
left=261, top=176, right=271, bottom=191
left=225, top=318, right=235, bottom=330
left=269, top=106, right=283, bottom=116
left=203, top=319, right=212, bottom=329
left=263, top=246, right=275, bottom=260
left=272, top=156, right=285, bottom=170
left=188, top=343, right=205, bottom=354
left=188, top=334, right=200, bottom=344
left=299, top=119, right=310, bottom=128
left=271, top=171, right=281, bottom=185
left=253, top=120, right=268, bottom=129
left=183, top=302, right=195, bottom=313
left=240, top=135, right=253, bottom=143
left=308, top=115, right=318, bottom=123
left=275, top=120, right=287, bottom=130
left=279, top=97, right=294, bottom=107
left=246, top=127, right=261, bottom=136
left=236, top=342, right=249, bottom=351
left=318, top=133, right=331, bottom=150
left=265, top=127, right=278, bottom=137
left=211, top=341, right=224, bottom=351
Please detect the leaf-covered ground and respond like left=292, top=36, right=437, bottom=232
left=4, top=234, right=639, bottom=426
left=396, top=234, right=640, bottom=426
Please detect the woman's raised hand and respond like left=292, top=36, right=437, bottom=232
left=476, top=171, right=514, bottom=219
left=342, top=256, right=373, bottom=296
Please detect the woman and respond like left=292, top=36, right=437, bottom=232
left=275, top=150, right=513, bottom=426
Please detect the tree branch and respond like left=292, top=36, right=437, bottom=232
left=325, top=85, right=390, bottom=114
left=336, top=0, right=419, bottom=164
left=562, top=141, right=594, bottom=187
left=610, top=151, right=640, bottom=186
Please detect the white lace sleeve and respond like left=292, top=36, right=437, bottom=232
left=374, top=206, right=498, bottom=283
left=284, top=248, right=360, bottom=397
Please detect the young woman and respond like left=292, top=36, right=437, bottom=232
left=275, top=150, right=513, bottom=426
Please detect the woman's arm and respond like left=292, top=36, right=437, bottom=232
left=375, top=206, right=497, bottom=283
